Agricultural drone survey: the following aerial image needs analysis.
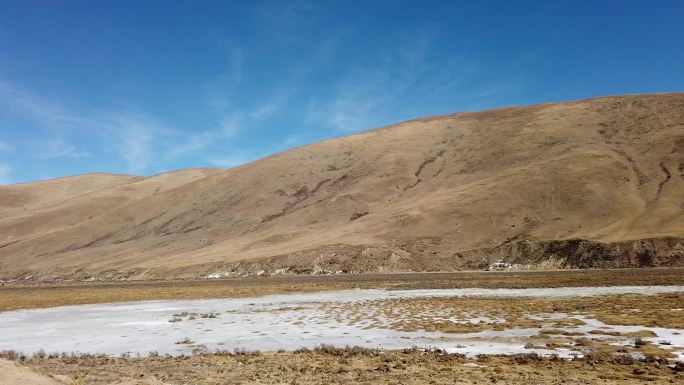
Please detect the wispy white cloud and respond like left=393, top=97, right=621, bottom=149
left=0, top=164, right=11, bottom=184
left=0, top=79, right=86, bottom=127
left=37, top=137, right=89, bottom=159
left=252, top=0, right=318, bottom=45
left=0, top=141, right=13, bottom=153
left=305, top=27, right=525, bottom=133
left=247, top=90, right=291, bottom=121
left=207, top=143, right=283, bottom=169
left=304, top=29, right=441, bottom=132
left=207, top=141, right=289, bottom=169
left=306, top=66, right=398, bottom=132
left=219, top=113, right=243, bottom=139
left=0, top=77, right=224, bottom=175
left=0, top=79, right=166, bottom=174
left=202, top=44, right=295, bottom=149
left=165, top=130, right=217, bottom=159
left=208, top=154, right=257, bottom=168
left=206, top=47, right=245, bottom=112
left=208, top=88, right=293, bottom=149
left=115, top=117, right=156, bottom=173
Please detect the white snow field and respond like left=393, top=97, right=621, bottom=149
left=1, top=286, right=683, bottom=359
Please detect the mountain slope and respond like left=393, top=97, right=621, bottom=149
left=1, top=93, right=683, bottom=280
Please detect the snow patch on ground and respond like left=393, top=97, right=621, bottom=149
left=0, top=286, right=682, bottom=359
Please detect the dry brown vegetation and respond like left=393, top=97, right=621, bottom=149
left=1, top=268, right=682, bottom=312
left=2, top=348, right=683, bottom=385
left=326, top=292, right=684, bottom=334
left=1, top=270, right=683, bottom=383
left=1, top=93, right=683, bottom=281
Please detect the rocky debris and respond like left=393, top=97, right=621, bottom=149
left=3, top=237, right=682, bottom=282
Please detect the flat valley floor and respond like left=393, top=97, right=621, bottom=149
left=1, top=268, right=683, bottom=384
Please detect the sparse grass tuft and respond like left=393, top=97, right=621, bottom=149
left=233, top=347, right=260, bottom=356
left=0, top=349, right=21, bottom=360
left=70, top=371, right=84, bottom=385
left=512, top=352, right=542, bottom=364
left=192, top=345, right=209, bottom=355
left=401, top=346, right=420, bottom=354
left=611, top=353, right=636, bottom=365
left=582, top=350, right=612, bottom=363
left=175, top=337, right=194, bottom=345
left=293, top=347, right=310, bottom=354
left=312, top=344, right=379, bottom=357
left=634, top=337, right=647, bottom=347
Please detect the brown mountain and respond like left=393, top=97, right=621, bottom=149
left=1, top=93, right=683, bottom=281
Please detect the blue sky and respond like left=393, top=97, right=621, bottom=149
left=1, top=0, right=683, bottom=184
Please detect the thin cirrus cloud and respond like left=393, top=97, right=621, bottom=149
left=0, top=25, right=526, bottom=184
left=37, top=137, right=89, bottom=159
left=0, top=73, right=280, bottom=180
left=250, top=0, right=319, bottom=45
left=0, top=141, right=13, bottom=153
left=0, top=77, right=236, bottom=175
left=0, top=79, right=85, bottom=127
left=0, top=80, right=152, bottom=172
left=0, top=164, right=10, bottom=184
left=4, top=1, right=680, bottom=184
left=304, top=31, right=475, bottom=133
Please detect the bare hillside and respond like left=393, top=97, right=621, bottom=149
left=1, top=93, right=683, bottom=281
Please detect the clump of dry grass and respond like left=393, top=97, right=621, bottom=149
left=312, top=344, right=380, bottom=357
left=633, top=337, right=647, bottom=347
left=0, top=349, right=23, bottom=361
left=512, top=352, right=543, bottom=364
left=192, top=345, right=209, bottom=355
left=582, top=350, right=613, bottom=363
left=70, top=371, right=84, bottom=385
left=175, top=337, right=194, bottom=345
left=401, top=346, right=421, bottom=354
left=611, top=353, right=637, bottom=365
left=233, top=347, right=260, bottom=356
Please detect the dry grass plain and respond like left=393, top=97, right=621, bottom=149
left=323, top=292, right=684, bottom=332
left=2, top=269, right=684, bottom=384
left=2, top=268, right=683, bottom=312
left=3, top=348, right=683, bottom=385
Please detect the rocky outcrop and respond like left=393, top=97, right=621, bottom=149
left=458, top=237, right=684, bottom=269
left=195, top=237, right=684, bottom=279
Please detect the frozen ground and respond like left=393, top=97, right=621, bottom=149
left=0, top=286, right=682, bottom=359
